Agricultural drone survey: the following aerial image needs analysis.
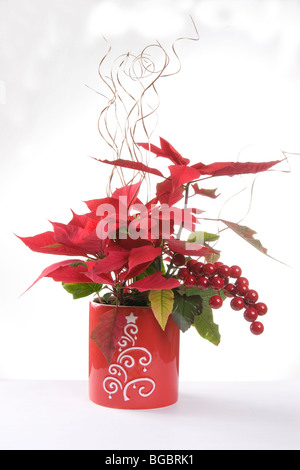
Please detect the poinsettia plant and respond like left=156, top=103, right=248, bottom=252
left=18, top=136, right=282, bottom=363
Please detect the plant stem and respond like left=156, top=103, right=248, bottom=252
left=166, top=183, right=190, bottom=278
left=176, top=182, right=190, bottom=240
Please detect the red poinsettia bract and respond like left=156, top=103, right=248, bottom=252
left=96, top=137, right=282, bottom=204
left=18, top=179, right=210, bottom=295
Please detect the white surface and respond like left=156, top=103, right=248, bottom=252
left=0, top=379, right=299, bottom=450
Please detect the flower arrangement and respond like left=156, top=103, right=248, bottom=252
left=18, top=134, right=282, bottom=363
left=17, top=38, right=285, bottom=367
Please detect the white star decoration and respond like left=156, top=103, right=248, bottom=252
left=125, top=312, right=138, bottom=324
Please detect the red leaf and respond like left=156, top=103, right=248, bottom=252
left=167, top=239, right=216, bottom=257
left=137, top=137, right=190, bottom=165
left=84, top=197, right=119, bottom=213
left=145, top=196, right=159, bottom=209
left=111, top=181, right=141, bottom=207
left=114, top=237, right=153, bottom=250
left=23, top=258, right=85, bottom=293
left=120, top=246, right=162, bottom=281
left=192, top=161, right=227, bottom=172
left=128, top=246, right=161, bottom=270
left=68, top=211, right=99, bottom=234
left=51, top=222, right=104, bottom=256
left=192, top=160, right=281, bottom=177
left=68, top=211, right=91, bottom=228
left=159, top=137, right=190, bottom=165
left=16, top=232, right=87, bottom=257
left=83, top=270, right=114, bottom=285
left=156, top=179, right=184, bottom=206
left=93, top=158, right=164, bottom=178
left=87, top=248, right=130, bottom=275
left=90, top=307, right=127, bottom=364
left=192, top=184, right=220, bottom=199
left=137, top=142, right=166, bottom=156
left=168, top=165, right=201, bottom=188
left=46, top=262, right=97, bottom=283
left=149, top=206, right=201, bottom=235
left=119, top=262, right=150, bottom=282
left=128, top=271, right=180, bottom=292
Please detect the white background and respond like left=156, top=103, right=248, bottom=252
left=1, top=0, right=300, bottom=383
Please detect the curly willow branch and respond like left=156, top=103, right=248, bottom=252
left=94, top=17, right=199, bottom=197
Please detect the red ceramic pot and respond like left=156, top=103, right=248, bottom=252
left=89, top=302, right=180, bottom=409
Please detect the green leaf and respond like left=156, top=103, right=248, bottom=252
left=62, top=282, right=102, bottom=300
left=175, top=287, right=224, bottom=342
left=193, top=304, right=221, bottom=346
left=187, top=231, right=220, bottom=244
left=197, top=287, right=226, bottom=304
left=70, top=261, right=88, bottom=268
left=149, top=289, right=174, bottom=330
left=171, top=293, right=203, bottom=333
left=178, top=286, right=226, bottom=303
left=102, top=292, right=115, bottom=304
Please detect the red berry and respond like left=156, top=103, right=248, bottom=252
left=214, top=262, right=224, bottom=268
left=203, top=263, right=216, bottom=277
left=250, top=321, right=264, bottom=335
left=210, top=276, right=225, bottom=291
left=184, top=275, right=197, bottom=288
left=255, top=302, right=268, bottom=316
left=177, top=267, right=189, bottom=280
left=209, top=295, right=223, bottom=309
left=235, top=284, right=249, bottom=296
left=244, top=289, right=259, bottom=304
left=230, top=297, right=245, bottom=311
left=197, top=276, right=209, bottom=290
left=235, top=277, right=249, bottom=287
left=187, top=259, right=197, bottom=270
left=224, top=283, right=236, bottom=298
left=217, top=265, right=231, bottom=278
left=230, top=265, right=242, bottom=278
left=190, top=262, right=204, bottom=275
left=244, top=307, right=258, bottom=322
left=172, top=253, right=186, bottom=267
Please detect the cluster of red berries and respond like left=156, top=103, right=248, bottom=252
left=173, top=253, right=267, bottom=336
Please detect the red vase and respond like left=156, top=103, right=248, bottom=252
left=89, top=302, right=180, bottom=409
